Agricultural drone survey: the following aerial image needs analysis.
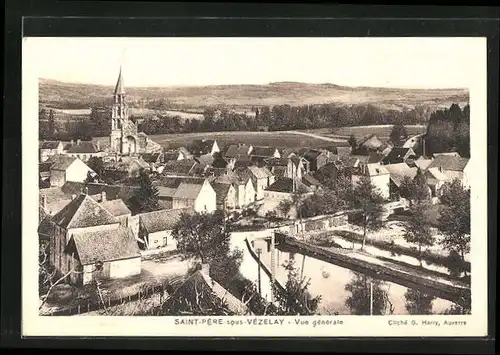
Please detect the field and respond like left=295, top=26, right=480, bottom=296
left=301, top=125, right=427, bottom=140
left=94, top=130, right=346, bottom=151
left=49, top=107, right=205, bottom=120
left=40, top=78, right=469, bottom=111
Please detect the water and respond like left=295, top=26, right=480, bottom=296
left=250, top=239, right=456, bottom=315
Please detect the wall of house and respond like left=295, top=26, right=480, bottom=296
left=117, top=214, right=131, bottom=228
left=194, top=181, right=217, bottom=213
left=147, top=230, right=177, bottom=251
left=64, top=152, right=105, bottom=162
left=244, top=180, right=256, bottom=206
left=316, top=154, right=329, bottom=171
left=173, top=197, right=195, bottom=210
left=66, top=159, right=94, bottom=183
left=254, top=177, right=267, bottom=201
left=129, top=215, right=141, bottom=238
left=50, top=224, right=69, bottom=273
left=109, top=257, right=142, bottom=279
left=50, top=170, right=66, bottom=187
left=461, top=162, right=471, bottom=189
left=225, top=185, right=237, bottom=209
left=352, top=174, right=390, bottom=200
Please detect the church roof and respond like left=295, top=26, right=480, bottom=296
left=114, top=67, right=125, bottom=95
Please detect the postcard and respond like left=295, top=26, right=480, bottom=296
left=22, top=36, right=488, bottom=337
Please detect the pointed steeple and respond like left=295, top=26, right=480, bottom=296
left=114, top=66, right=125, bottom=95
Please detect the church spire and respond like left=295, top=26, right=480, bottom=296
left=114, top=66, right=125, bottom=95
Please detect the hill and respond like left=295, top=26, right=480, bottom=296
left=39, top=78, right=469, bottom=111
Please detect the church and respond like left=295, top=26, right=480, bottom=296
left=109, top=67, right=161, bottom=156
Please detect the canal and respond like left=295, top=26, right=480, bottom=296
left=250, top=238, right=458, bottom=315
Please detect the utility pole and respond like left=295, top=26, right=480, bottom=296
left=270, top=232, right=276, bottom=303
left=256, top=248, right=262, bottom=297
left=369, top=279, right=373, bottom=316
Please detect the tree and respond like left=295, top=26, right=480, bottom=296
left=86, top=156, right=104, bottom=178
left=344, top=272, right=393, bottom=315
left=83, top=171, right=96, bottom=184
left=404, top=289, right=435, bottom=315
left=272, top=257, right=321, bottom=315
left=349, top=176, right=385, bottom=250
left=399, top=169, right=430, bottom=206
left=130, top=168, right=160, bottom=213
left=403, top=202, right=435, bottom=266
left=348, top=134, right=357, bottom=150
left=390, top=120, right=408, bottom=147
left=172, top=210, right=243, bottom=287
left=277, top=199, right=293, bottom=219
left=438, top=179, right=471, bottom=275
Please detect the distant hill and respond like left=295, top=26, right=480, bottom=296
left=39, top=78, right=469, bottom=111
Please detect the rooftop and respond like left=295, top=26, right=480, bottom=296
left=428, top=155, right=469, bottom=172
left=100, top=199, right=131, bottom=217
left=71, top=227, right=140, bottom=265
left=140, top=207, right=194, bottom=233
left=51, top=193, right=119, bottom=229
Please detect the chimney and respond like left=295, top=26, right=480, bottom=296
left=96, top=141, right=100, bottom=151
left=70, top=139, right=74, bottom=146
left=101, top=191, right=107, bottom=202
left=77, top=139, right=81, bottom=146
left=200, top=263, right=210, bottom=276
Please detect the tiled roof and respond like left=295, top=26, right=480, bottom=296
left=166, top=270, right=251, bottom=315
left=39, top=162, right=52, bottom=173
left=190, top=139, right=216, bottom=155
left=164, top=151, right=181, bottom=162
left=357, top=134, right=384, bottom=150
left=248, top=166, right=268, bottom=180
left=414, top=158, right=433, bottom=171
left=178, top=147, right=193, bottom=158
left=225, top=144, right=252, bottom=158
left=72, top=227, right=141, bottom=265
left=212, top=182, right=232, bottom=205
left=302, top=173, right=322, bottom=187
left=162, top=160, right=197, bottom=176
left=251, top=146, right=278, bottom=158
left=366, top=163, right=390, bottom=177
left=49, top=155, right=77, bottom=171
left=62, top=182, right=121, bottom=200
left=382, top=148, right=414, bottom=164
left=368, top=151, right=385, bottom=164
left=140, top=207, right=194, bottom=233
left=271, top=166, right=286, bottom=178
left=173, top=182, right=204, bottom=200
left=264, top=157, right=289, bottom=167
left=157, top=186, right=178, bottom=198
left=197, top=154, right=215, bottom=166
left=384, top=163, right=418, bottom=187
left=428, top=155, right=469, bottom=172
left=52, top=193, right=119, bottom=229
left=302, top=149, right=325, bottom=161
left=155, top=176, right=206, bottom=189
left=267, top=177, right=311, bottom=194
left=65, top=141, right=101, bottom=154
left=100, top=199, right=131, bottom=217
left=39, top=141, right=62, bottom=149
left=426, top=167, right=449, bottom=182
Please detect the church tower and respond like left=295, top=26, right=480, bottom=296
left=110, top=66, right=139, bottom=155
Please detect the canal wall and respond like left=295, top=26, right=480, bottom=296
left=274, top=233, right=471, bottom=307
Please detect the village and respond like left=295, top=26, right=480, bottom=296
left=37, top=68, right=472, bottom=317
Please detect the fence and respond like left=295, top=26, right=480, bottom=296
left=42, top=280, right=178, bottom=316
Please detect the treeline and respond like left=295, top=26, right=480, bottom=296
left=424, top=103, right=470, bottom=158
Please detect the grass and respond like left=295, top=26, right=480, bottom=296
left=94, top=131, right=340, bottom=150
left=303, top=125, right=427, bottom=140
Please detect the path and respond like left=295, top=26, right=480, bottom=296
left=285, top=130, right=347, bottom=143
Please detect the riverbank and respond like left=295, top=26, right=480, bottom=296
left=275, top=234, right=470, bottom=307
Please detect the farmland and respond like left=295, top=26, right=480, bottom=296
left=40, top=78, right=469, bottom=112
left=301, top=124, right=427, bottom=140
left=93, top=130, right=347, bottom=151
left=48, top=107, right=205, bottom=120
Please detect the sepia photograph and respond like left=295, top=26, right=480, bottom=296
left=22, top=36, right=488, bottom=337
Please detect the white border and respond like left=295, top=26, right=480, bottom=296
left=22, top=37, right=488, bottom=337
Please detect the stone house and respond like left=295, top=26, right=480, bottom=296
left=211, top=182, right=237, bottom=210
left=39, top=141, right=64, bottom=162
left=189, top=139, right=220, bottom=156
left=427, top=155, right=471, bottom=189
left=351, top=163, right=391, bottom=200
left=155, top=176, right=217, bottom=213
left=62, top=139, right=104, bottom=162
left=137, top=207, right=194, bottom=250
left=49, top=193, right=141, bottom=286
left=46, top=155, right=95, bottom=187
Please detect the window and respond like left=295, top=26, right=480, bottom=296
left=163, top=237, right=168, bottom=246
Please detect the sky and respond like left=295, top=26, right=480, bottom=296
left=24, top=37, right=484, bottom=89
